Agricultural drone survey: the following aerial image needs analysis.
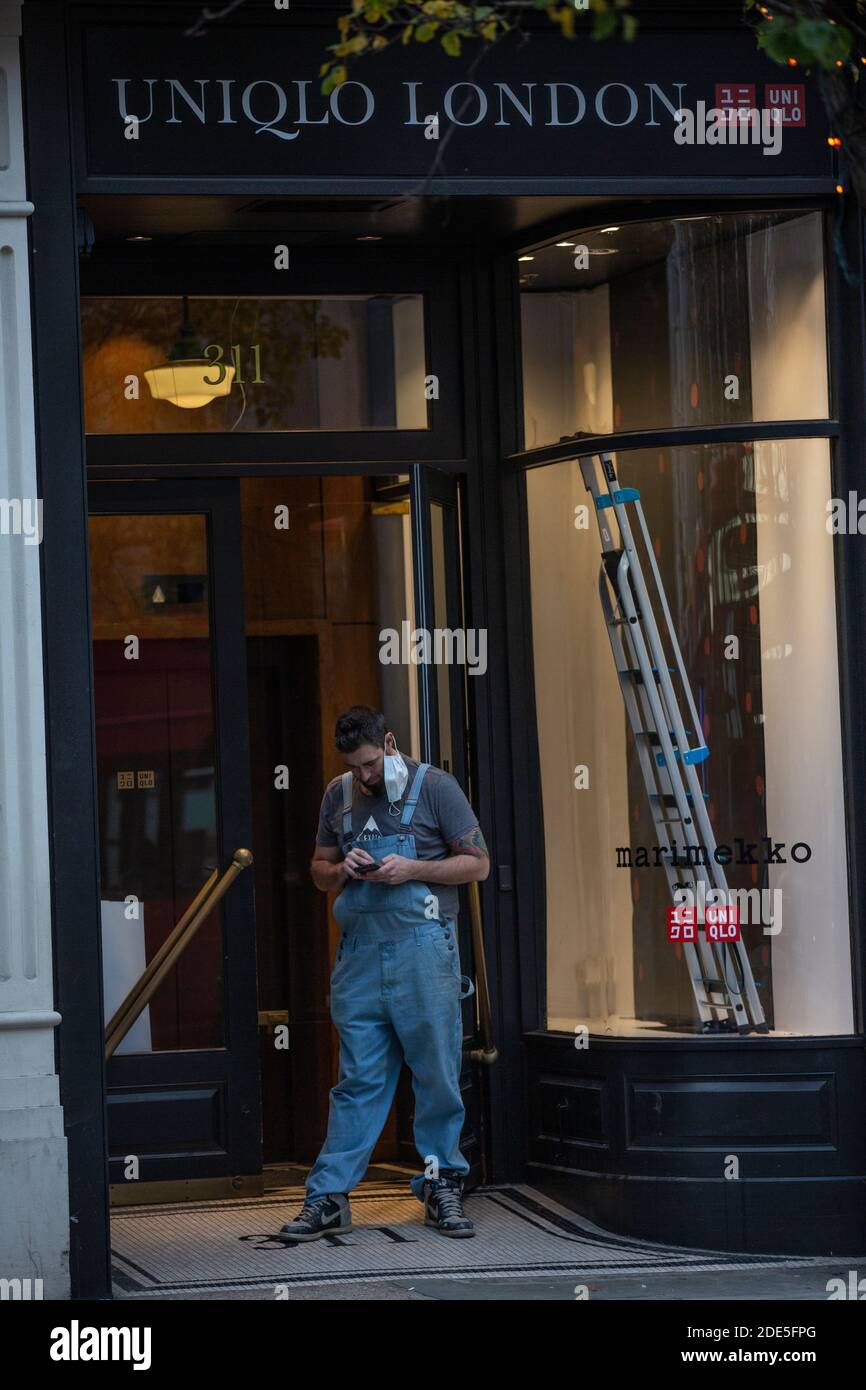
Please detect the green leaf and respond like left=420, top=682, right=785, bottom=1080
left=442, top=29, right=461, bottom=56
left=415, top=21, right=439, bottom=42
left=592, top=10, right=617, bottom=41
left=473, top=4, right=493, bottom=15
left=757, top=18, right=801, bottom=66
left=622, top=12, right=637, bottom=42
left=796, top=16, right=851, bottom=68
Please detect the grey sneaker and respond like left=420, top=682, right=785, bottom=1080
left=277, top=1193, right=352, bottom=1242
left=423, top=1172, right=475, bottom=1238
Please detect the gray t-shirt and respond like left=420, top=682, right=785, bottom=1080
left=315, top=756, right=480, bottom=919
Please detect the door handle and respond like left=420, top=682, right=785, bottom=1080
left=257, top=1010, right=289, bottom=1030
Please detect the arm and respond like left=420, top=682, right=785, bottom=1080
left=406, top=853, right=489, bottom=886
left=310, top=844, right=347, bottom=893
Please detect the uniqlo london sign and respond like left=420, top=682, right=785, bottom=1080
left=74, top=18, right=832, bottom=187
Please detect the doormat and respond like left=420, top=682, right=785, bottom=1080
left=110, top=1184, right=838, bottom=1295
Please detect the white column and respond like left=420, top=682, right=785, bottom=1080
left=0, top=1, right=69, bottom=1298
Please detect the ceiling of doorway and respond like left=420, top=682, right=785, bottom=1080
left=77, top=193, right=651, bottom=251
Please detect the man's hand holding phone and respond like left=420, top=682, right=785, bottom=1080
left=343, top=847, right=377, bottom=880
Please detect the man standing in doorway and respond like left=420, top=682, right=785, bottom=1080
left=278, top=704, right=489, bottom=1241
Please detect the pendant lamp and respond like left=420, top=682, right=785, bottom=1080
left=144, top=297, right=235, bottom=409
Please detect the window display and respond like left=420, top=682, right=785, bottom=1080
left=527, top=436, right=849, bottom=1037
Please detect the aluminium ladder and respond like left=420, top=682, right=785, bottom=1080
left=580, top=451, right=767, bottom=1034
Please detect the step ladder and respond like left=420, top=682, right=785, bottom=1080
left=580, top=451, right=768, bottom=1034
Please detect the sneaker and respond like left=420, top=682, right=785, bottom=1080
left=277, top=1193, right=352, bottom=1242
left=423, top=1172, right=475, bottom=1238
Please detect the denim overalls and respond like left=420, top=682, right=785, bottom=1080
left=305, top=762, right=474, bottom=1203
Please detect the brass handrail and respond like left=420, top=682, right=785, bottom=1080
left=104, top=866, right=219, bottom=1045
left=467, top=880, right=498, bottom=1065
left=104, top=849, right=254, bottom=1060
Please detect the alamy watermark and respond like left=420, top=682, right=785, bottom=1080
left=0, top=1276, right=43, bottom=1300
left=0, top=497, right=42, bottom=545
left=674, top=102, right=783, bottom=157
left=378, top=621, right=486, bottom=675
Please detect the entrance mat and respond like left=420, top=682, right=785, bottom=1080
left=110, top=1184, right=841, bottom=1295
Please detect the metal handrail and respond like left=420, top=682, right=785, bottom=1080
left=104, top=849, right=254, bottom=1060
left=467, top=880, right=498, bottom=1065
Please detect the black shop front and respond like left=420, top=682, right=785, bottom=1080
left=19, top=1, right=866, bottom=1298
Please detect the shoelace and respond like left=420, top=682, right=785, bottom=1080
left=295, top=1197, right=332, bottom=1225
left=431, top=1184, right=465, bottom=1222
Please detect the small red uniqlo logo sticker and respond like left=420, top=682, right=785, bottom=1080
left=667, top=905, right=696, bottom=942
left=764, top=83, right=805, bottom=126
left=715, top=84, right=756, bottom=123
left=706, top=905, right=741, bottom=941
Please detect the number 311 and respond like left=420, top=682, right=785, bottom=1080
left=203, top=343, right=264, bottom=385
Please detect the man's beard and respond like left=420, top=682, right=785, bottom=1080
left=361, top=776, right=385, bottom=796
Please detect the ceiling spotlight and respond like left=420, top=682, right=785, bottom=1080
left=556, top=241, right=576, bottom=248
left=600, top=226, right=620, bottom=233
left=518, top=254, right=535, bottom=262
left=126, top=234, right=152, bottom=243
left=357, top=234, right=382, bottom=242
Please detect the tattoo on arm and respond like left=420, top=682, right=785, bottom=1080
left=450, top=826, right=489, bottom=859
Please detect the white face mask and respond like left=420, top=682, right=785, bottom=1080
left=383, top=739, right=409, bottom=809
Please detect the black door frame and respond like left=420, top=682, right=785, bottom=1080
left=87, top=479, right=261, bottom=1186
left=409, top=464, right=485, bottom=1185
left=80, top=246, right=465, bottom=473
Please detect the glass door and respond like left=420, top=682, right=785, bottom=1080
left=87, top=480, right=261, bottom=1191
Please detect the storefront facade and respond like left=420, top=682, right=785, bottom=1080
left=4, top=1, right=865, bottom=1298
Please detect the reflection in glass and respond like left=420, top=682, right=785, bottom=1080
left=527, top=439, right=850, bottom=1037
left=82, top=295, right=427, bottom=434
left=89, top=513, right=224, bottom=1053
left=520, top=212, right=829, bottom=446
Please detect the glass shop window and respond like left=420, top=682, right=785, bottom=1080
left=527, top=439, right=852, bottom=1037
left=519, top=211, right=830, bottom=446
left=81, top=295, right=428, bottom=433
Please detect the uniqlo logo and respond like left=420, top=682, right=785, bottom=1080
left=764, top=83, right=805, bottom=126
left=706, top=905, right=741, bottom=941
left=667, top=905, right=696, bottom=942
left=715, top=84, right=756, bottom=123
